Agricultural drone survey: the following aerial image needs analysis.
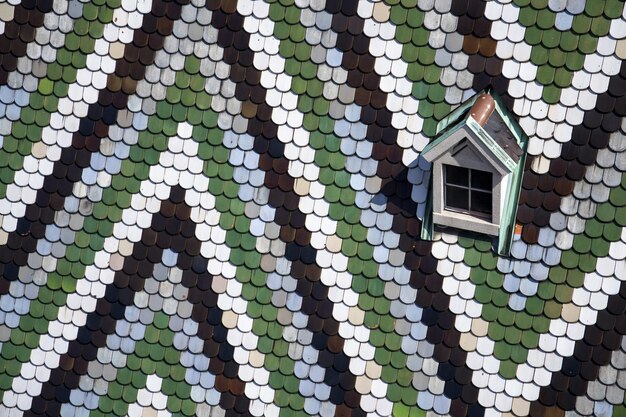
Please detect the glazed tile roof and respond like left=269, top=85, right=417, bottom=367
left=0, top=0, right=624, bottom=416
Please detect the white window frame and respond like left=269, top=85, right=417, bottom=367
left=429, top=133, right=504, bottom=236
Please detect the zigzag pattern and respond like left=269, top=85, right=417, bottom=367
left=0, top=1, right=624, bottom=416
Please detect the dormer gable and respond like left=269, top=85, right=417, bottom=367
left=421, top=94, right=522, bottom=173
left=420, top=91, right=529, bottom=256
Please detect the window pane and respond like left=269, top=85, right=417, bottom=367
left=471, top=190, right=492, bottom=214
left=445, top=165, right=468, bottom=186
left=445, top=186, right=469, bottom=210
left=471, top=169, right=492, bottom=190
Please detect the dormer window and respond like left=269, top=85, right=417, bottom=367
left=420, top=91, right=529, bottom=255
left=444, top=165, right=492, bottom=219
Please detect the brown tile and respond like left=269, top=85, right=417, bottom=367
left=553, top=177, right=574, bottom=196
left=590, top=129, right=611, bottom=149
left=449, top=399, right=468, bottom=417
left=479, top=37, right=497, bottom=57
left=331, top=13, right=348, bottom=33
left=577, top=148, right=597, bottom=165
left=467, top=54, right=485, bottom=73
left=485, top=57, right=503, bottom=76
left=565, top=161, right=585, bottom=181
left=524, top=190, right=543, bottom=208
left=473, top=17, right=491, bottom=37
left=543, top=406, right=565, bottom=417
left=457, top=17, right=474, bottom=35
left=538, top=386, right=557, bottom=406
left=348, top=15, right=364, bottom=35
left=461, top=384, right=479, bottom=404
left=354, top=86, right=370, bottom=105
left=521, top=224, right=539, bottom=244
left=463, top=35, right=480, bottom=55
left=450, top=0, right=469, bottom=14
left=556, top=393, right=575, bottom=411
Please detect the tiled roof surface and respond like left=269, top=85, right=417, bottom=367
left=0, top=0, right=624, bottom=417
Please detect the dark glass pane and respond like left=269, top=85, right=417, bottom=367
left=445, top=165, right=468, bottom=186
left=471, top=169, right=492, bottom=190
left=471, top=191, right=492, bottom=214
left=445, top=186, right=469, bottom=210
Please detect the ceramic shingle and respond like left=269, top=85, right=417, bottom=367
left=0, top=0, right=624, bottom=417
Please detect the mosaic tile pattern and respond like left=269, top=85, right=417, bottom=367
left=0, top=0, right=624, bottom=416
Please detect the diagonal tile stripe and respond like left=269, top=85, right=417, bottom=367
left=208, top=2, right=368, bottom=414
left=0, top=0, right=53, bottom=85
left=0, top=0, right=189, bottom=295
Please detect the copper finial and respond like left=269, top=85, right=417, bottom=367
left=469, top=94, right=496, bottom=127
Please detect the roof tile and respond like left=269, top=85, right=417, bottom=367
left=0, top=0, right=624, bottom=416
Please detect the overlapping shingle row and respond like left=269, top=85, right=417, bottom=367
left=0, top=0, right=624, bottom=416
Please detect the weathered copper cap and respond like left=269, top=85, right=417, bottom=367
left=469, top=93, right=496, bottom=127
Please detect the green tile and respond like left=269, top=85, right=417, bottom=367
left=572, top=15, right=592, bottom=34
left=578, top=34, right=598, bottom=54
left=560, top=251, right=579, bottom=269
left=497, top=308, right=515, bottom=326
left=591, top=16, right=610, bottom=36
left=488, top=322, right=505, bottom=341
left=375, top=346, right=392, bottom=365
left=537, top=281, right=556, bottom=300
left=374, top=295, right=394, bottom=316
left=342, top=239, right=358, bottom=256
left=406, top=62, right=424, bottom=81
left=427, top=85, right=446, bottom=103
left=480, top=252, right=497, bottom=270
left=553, top=67, right=573, bottom=88
left=585, top=1, right=604, bottom=17
left=418, top=47, right=435, bottom=65
left=433, top=102, right=451, bottom=120
left=290, top=25, right=305, bottom=42
left=604, top=0, right=625, bottom=18
left=396, top=25, right=412, bottom=44
left=590, top=238, right=611, bottom=257
left=499, top=360, right=517, bottom=379
left=492, top=290, right=509, bottom=307
left=525, top=26, right=542, bottom=45
left=423, top=65, right=441, bottom=84
left=99, top=397, right=113, bottom=413
left=486, top=270, right=504, bottom=288
left=520, top=330, right=539, bottom=350
left=406, top=9, right=424, bottom=28
left=604, top=221, right=623, bottom=240
left=544, top=300, right=561, bottom=319
left=515, top=312, right=533, bottom=330
left=494, top=341, right=511, bottom=360
left=536, top=65, right=555, bottom=84
left=475, top=285, right=492, bottom=304
left=525, top=297, right=544, bottom=316
left=359, top=291, right=375, bottom=310
left=578, top=253, right=597, bottom=273
left=504, top=326, right=522, bottom=346
left=536, top=9, right=555, bottom=30
left=300, top=61, right=317, bottom=80
left=596, top=204, right=616, bottom=222
left=531, top=47, right=549, bottom=66
left=573, top=234, right=592, bottom=253
left=610, top=185, right=626, bottom=206
left=518, top=7, right=537, bottom=26
left=465, top=249, right=481, bottom=267
left=418, top=101, right=434, bottom=118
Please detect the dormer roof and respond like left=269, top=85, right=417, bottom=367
left=421, top=91, right=526, bottom=173
left=419, top=91, right=529, bottom=256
